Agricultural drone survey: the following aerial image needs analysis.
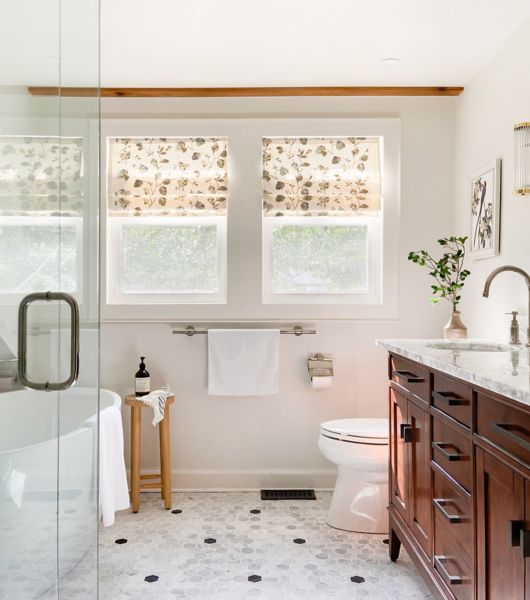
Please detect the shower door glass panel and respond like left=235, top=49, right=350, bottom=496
left=0, top=0, right=100, bottom=598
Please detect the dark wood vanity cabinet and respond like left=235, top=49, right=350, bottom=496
left=475, top=447, right=527, bottom=600
left=387, top=352, right=530, bottom=600
left=389, top=383, right=431, bottom=556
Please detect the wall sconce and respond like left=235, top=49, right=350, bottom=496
left=514, top=122, right=530, bottom=195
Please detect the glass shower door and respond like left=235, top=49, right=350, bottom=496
left=0, top=0, right=100, bottom=598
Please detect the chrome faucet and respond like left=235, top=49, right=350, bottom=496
left=483, top=265, right=530, bottom=347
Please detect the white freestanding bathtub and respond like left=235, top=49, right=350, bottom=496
left=0, top=387, right=120, bottom=599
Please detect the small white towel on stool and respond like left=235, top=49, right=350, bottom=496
left=98, top=406, right=130, bottom=527
left=138, top=385, right=172, bottom=426
left=208, top=329, right=280, bottom=396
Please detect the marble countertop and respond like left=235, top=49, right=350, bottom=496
left=376, top=339, right=530, bottom=407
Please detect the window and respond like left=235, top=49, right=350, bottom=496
left=0, top=217, right=81, bottom=294
left=0, top=136, right=84, bottom=298
left=262, top=136, right=382, bottom=304
left=106, top=137, right=228, bottom=304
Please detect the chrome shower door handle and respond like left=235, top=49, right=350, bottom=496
left=18, top=291, right=80, bottom=391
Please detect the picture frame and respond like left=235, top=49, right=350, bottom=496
left=469, top=159, right=501, bottom=260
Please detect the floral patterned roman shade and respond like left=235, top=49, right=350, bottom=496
left=107, top=137, right=228, bottom=217
left=262, top=137, right=382, bottom=217
left=0, top=137, right=84, bottom=216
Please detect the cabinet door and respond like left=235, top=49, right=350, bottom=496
left=408, top=400, right=432, bottom=556
left=389, top=387, right=408, bottom=523
left=476, top=448, right=525, bottom=600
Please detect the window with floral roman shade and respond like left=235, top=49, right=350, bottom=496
left=106, top=136, right=229, bottom=305
left=0, top=136, right=84, bottom=216
left=262, top=137, right=382, bottom=217
left=0, top=136, right=84, bottom=295
left=107, top=137, right=228, bottom=217
left=261, top=135, right=384, bottom=303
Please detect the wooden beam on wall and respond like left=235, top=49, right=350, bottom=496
left=28, top=86, right=464, bottom=98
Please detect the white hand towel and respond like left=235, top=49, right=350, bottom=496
left=138, top=385, right=172, bottom=426
left=208, top=329, right=280, bottom=396
left=98, top=405, right=130, bottom=527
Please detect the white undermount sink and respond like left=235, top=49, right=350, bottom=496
left=426, top=341, right=520, bottom=353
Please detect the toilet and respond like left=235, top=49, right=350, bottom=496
left=318, top=418, right=389, bottom=533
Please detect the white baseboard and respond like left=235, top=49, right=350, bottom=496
left=129, top=468, right=336, bottom=491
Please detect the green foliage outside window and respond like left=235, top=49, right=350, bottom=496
left=122, top=224, right=218, bottom=293
left=0, top=224, right=77, bottom=293
left=271, top=224, right=368, bottom=294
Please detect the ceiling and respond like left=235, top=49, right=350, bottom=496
left=2, top=0, right=530, bottom=87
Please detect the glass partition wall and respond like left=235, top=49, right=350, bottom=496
left=0, top=0, right=100, bottom=598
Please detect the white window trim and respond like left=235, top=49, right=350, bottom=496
left=262, top=215, right=381, bottom=305
left=0, top=216, right=84, bottom=305
left=106, top=215, right=227, bottom=305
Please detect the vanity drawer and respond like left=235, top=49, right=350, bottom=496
left=434, top=526, right=473, bottom=600
left=432, top=373, right=471, bottom=428
left=432, top=416, right=472, bottom=493
left=390, top=354, right=429, bottom=405
left=476, top=392, right=530, bottom=466
left=433, top=469, right=473, bottom=559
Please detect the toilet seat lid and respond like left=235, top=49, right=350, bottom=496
left=321, top=418, right=388, bottom=440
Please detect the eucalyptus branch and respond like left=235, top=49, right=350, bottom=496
left=408, top=236, right=471, bottom=311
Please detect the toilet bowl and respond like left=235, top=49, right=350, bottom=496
left=318, top=418, right=389, bottom=533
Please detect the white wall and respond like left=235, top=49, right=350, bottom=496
left=454, top=18, right=530, bottom=341
left=100, top=96, right=456, bottom=489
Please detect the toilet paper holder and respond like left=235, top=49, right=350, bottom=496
left=308, top=353, right=333, bottom=378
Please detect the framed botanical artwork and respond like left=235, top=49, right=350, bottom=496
left=469, top=159, right=501, bottom=259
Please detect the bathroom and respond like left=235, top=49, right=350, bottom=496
left=1, top=1, right=530, bottom=599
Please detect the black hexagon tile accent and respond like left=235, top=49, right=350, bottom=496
left=293, top=538, right=306, bottom=544
left=350, top=576, right=365, bottom=584
left=382, top=538, right=389, bottom=545
left=171, top=509, right=182, bottom=514
left=144, top=575, right=159, bottom=583
left=114, top=538, right=127, bottom=545
left=249, top=509, right=261, bottom=514
left=248, top=575, right=262, bottom=583
left=204, top=537, right=217, bottom=544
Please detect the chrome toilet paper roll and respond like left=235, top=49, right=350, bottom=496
left=311, top=375, right=332, bottom=390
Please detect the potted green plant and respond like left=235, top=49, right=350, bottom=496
left=408, top=236, right=471, bottom=339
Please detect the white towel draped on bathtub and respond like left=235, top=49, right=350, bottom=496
left=208, top=329, right=280, bottom=396
left=98, top=405, right=130, bottom=527
left=137, top=385, right=172, bottom=426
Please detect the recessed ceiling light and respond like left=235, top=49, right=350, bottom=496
left=379, top=58, right=401, bottom=67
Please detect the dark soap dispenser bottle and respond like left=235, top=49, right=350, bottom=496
left=135, top=356, right=150, bottom=397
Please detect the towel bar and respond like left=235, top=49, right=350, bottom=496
left=172, top=325, right=317, bottom=337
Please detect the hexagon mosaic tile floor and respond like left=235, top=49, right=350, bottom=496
left=96, top=491, right=433, bottom=600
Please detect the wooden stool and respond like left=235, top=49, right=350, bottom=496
left=124, top=393, right=175, bottom=513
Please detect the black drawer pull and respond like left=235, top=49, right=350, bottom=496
left=392, top=369, right=425, bottom=384
left=509, top=520, right=524, bottom=547
left=432, top=390, right=468, bottom=406
left=509, top=521, right=530, bottom=558
left=434, top=556, right=464, bottom=585
left=433, top=498, right=463, bottom=524
left=400, top=423, right=413, bottom=443
left=432, top=441, right=464, bottom=462
left=491, top=423, right=530, bottom=453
